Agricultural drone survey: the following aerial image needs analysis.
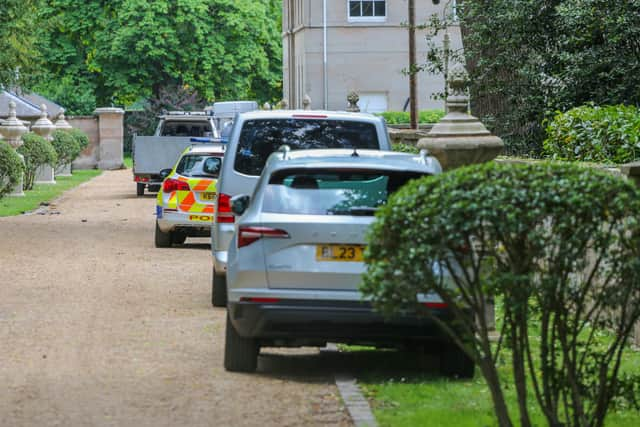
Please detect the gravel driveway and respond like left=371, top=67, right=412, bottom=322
left=0, top=169, right=350, bottom=427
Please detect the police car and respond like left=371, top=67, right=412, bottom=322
left=155, top=145, right=225, bottom=247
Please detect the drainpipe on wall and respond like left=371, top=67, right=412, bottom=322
left=323, top=0, right=328, bottom=110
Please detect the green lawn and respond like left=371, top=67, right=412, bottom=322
left=0, top=170, right=102, bottom=217
left=124, top=153, right=132, bottom=169
left=358, top=341, right=640, bottom=426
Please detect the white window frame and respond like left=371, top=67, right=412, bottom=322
left=347, top=0, right=387, bottom=23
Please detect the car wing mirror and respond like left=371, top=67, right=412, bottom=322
left=159, top=168, right=172, bottom=179
left=230, top=194, right=251, bottom=216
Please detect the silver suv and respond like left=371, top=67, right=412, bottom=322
left=222, top=149, right=474, bottom=378
left=211, top=110, right=392, bottom=307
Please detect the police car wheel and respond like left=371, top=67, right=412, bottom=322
left=136, top=183, right=145, bottom=196
left=440, top=342, right=475, bottom=379
left=172, top=232, right=186, bottom=245
left=211, top=268, right=227, bottom=307
left=224, top=312, right=258, bottom=372
left=154, top=221, right=172, bottom=248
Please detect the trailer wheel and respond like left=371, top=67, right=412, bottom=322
left=136, top=183, right=145, bottom=196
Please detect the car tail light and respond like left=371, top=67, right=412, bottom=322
left=134, top=175, right=150, bottom=182
left=163, top=178, right=189, bottom=193
left=240, top=297, right=281, bottom=303
left=237, top=226, right=289, bottom=248
left=216, top=193, right=235, bottom=223
left=422, top=302, right=448, bottom=309
left=291, top=114, right=328, bottom=119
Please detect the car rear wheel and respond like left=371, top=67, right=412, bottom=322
left=224, top=312, right=259, bottom=372
left=440, top=342, right=475, bottom=379
left=171, top=232, right=186, bottom=245
left=136, top=183, right=145, bottom=196
left=155, top=221, right=172, bottom=248
left=211, top=268, right=227, bottom=307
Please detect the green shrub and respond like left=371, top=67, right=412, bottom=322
left=391, top=143, right=420, bottom=154
left=376, top=110, right=445, bottom=125
left=0, top=141, right=25, bottom=198
left=17, top=133, right=58, bottom=190
left=67, top=128, right=89, bottom=152
left=51, top=129, right=80, bottom=170
left=543, top=104, right=640, bottom=164
left=362, top=161, right=640, bottom=427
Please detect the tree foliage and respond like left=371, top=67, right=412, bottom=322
left=362, top=161, right=640, bottom=427
left=32, top=0, right=282, bottom=113
left=459, top=0, right=640, bottom=156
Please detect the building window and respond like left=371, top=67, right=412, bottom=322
left=348, top=1, right=386, bottom=21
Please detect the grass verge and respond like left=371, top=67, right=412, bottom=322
left=0, top=169, right=102, bottom=217
left=123, top=153, right=132, bottom=169
left=358, top=344, right=640, bottom=427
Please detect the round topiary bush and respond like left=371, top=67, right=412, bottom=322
left=543, top=104, right=640, bottom=164
left=51, top=129, right=80, bottom=171
left=17, top=132, right=58, bottom=190
left=67, top=127, right=89, bottom=154
left=362, top=161, right=640, bottom=427
left=0, top=140, right=25, bottom=198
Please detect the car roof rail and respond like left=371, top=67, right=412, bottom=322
left=277, top=144, right=291, bottom=160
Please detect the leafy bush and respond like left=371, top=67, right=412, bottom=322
left=362, top=161, right=640, bottom=427
left=376, top=110, right=445, bottom=125
left=543, top=104, right=640, bottom=164
left=51, top=130, right=80, bottom=171
left=391, top=143, right=420, bottom=154
left=67, top=128, right=90, bottom=153
left=17, top=133, right=58, bottom=190
left=0, top=141, right=25, bottom=198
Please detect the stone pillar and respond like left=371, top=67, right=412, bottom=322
left=33, top=104, right=57, bottom=184
left=419, top=67, right=504, bottom=330
left=0, top=101, right=28, bottom=196
left=302, top=94, right=312, bottom=111
left=418, top=67, right=503, bottom=170
left=346, top=91, right=360, bottom=113
left=94, top=107, right=124, bottom=170
left=620, top=161, right=640, bottom=347
left=54, top=109, right=73, bottom=176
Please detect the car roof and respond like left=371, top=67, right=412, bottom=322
left=237, top=109, right=382, bottom=122
left=185, top=144, right=225, bottom=154
left=264, top=149, right=442, bottom=175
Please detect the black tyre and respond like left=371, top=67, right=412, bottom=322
left=224, top=312, right=259, bottom=372
left=440, top=342, right=475, bottom=379
left=211, top=268, right=227, bottom=307
left=171, top=232, right=186, bottom=245
left=154, top=221, right=172, bottom=248
left=136, top=182, right=145, bottom=196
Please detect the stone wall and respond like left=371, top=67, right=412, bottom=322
left=67, top=108, right=124, bottom=170
left=388, top=127, right=433, bottom=147
left=68, top=116, right=100, bottom=169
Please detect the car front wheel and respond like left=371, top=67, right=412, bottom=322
left=224, top=312, right=258, bottom=372
left=211, top=268, right=227, bottom=307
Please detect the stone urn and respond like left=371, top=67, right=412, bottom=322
left=0, top=101, right=28, bottom=196
left=418, top=67, right=503, bottom=170
left=32, top=104, right=57, bottom=184
left=54, top=109, right=73, bottom=176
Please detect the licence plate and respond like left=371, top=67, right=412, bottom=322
left=201, top=192, right=216, bottom=201
left=316, top=245, right=365, bottom=262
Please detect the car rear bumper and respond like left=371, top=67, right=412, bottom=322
left=228, top=300, right=454, bottom=344
left=157, top=208, right=213, bottom=235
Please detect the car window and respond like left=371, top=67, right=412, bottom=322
left=161, top=121, right=213, bottom=137
left=262, top=169, right=426, bottom=215
left=176, top=155, right=221, bottom=178
left=234, top=119, right=379, bottom=176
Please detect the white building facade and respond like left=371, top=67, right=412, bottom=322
left=282, top=0, right=463, bottom=112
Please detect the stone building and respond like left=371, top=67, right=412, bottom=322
left=282, top=0, right=463, bottom=112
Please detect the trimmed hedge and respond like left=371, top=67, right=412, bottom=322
left=543, top=104, right=640, bottom=164
left=67, top=127, right=89, bottom=153
left=0, top=141, right=25, bottom=198
left=391, top=143, right=420, bottom=154
left=51, top=129, right=80, bottom=171
left=376, top=110, right=445, bottom=125
left=17, top=133, right=58, bottom=190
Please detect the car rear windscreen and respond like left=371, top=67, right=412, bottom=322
left=176, top=155, right=222, bottom=178
left=234, top=119, right=379, bottom=176
left=262, top=169, right=427, bottom=216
